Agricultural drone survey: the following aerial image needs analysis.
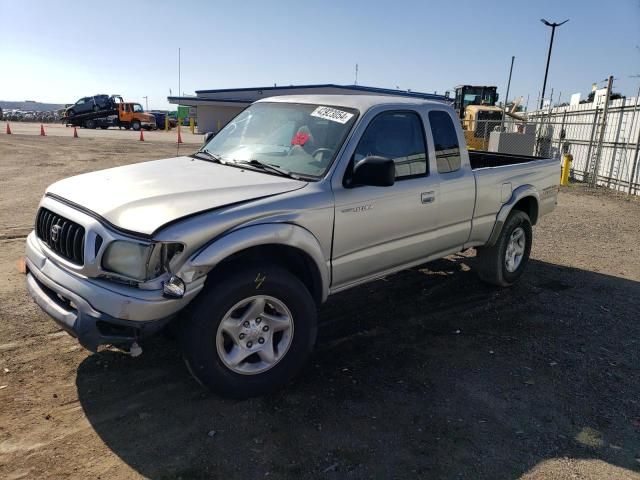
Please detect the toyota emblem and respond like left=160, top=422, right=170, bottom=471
left=50, top=224, right=62, bottom=242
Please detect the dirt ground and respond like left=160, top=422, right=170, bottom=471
left=0, top=134, right=639, bottom=480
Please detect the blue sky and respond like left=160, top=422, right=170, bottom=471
left=1, top=0, right=639, bottom=110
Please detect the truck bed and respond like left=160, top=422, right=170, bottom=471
left=469, top=150, right=548, bottom=170
left=466, top=153, right=560, bottom=248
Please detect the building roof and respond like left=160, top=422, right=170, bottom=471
left=255, top=94, right=449, bottom=111
left=167, top=96, right=250, bottom=107
left=168, top=84, right=452, bottom=108
left=194, top=83, right=448, bottom=101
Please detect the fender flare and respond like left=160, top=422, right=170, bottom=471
left=486, top=185, right=539, bottom=246
left=183, top=223, right=330, bottom=302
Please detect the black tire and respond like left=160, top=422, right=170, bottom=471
left=476, top=210, right=532, bottom=287
left=131, top=120, right=141, bottom=131
left=84, top=119, right=96, bottom=129
left=180, top=263, right=317, bottom=398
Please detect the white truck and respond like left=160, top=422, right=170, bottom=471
left=25, top=95, right=559, bottom=397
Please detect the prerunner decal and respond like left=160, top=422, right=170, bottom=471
left=310, top=106, right=354, bottom=124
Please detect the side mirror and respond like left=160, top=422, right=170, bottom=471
left=351, top=156, right=395, bottom=187
left=204, top=131, right=215, bottom=143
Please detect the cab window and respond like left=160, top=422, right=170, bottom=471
left=353, top=111, right=427, bottom=180
left=429, top=110, right=461, bottom=174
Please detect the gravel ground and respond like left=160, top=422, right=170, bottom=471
left=0, top=134, right=639, bottom=479
left=3, top=122, right=203, bottom=144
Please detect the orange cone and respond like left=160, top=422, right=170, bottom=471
left=6, top=123, right=12, bottom=134
left=177, top=126, right=183, bottom=144
left=40, top=124, right=46, bottom=136
left=73, top=127, right=79, bottom=138
left=139, top=129, right=145, bottom=141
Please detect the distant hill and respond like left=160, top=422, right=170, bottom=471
left=0, top=100, right=65, bottom=112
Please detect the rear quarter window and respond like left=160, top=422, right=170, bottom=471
left=429, top=110, right=462, bottom=174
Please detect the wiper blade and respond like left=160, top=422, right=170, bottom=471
left=192, top=150, right=226, bottom=164
left=233, top=159, right=300, bottom=180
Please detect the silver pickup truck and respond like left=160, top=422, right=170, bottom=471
left=25, top=95, right=559, bottom=397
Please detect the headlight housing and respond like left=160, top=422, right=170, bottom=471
left=102, top=241, right=183, bottom=281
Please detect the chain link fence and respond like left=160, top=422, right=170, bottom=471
left=463, top=95, right=640, bottom=195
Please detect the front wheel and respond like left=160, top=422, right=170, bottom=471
left=180, top=264, right=317, bottom=398
left=476, top=210, right=532, bottom=287
left=131, top=120, right=141, bottom=131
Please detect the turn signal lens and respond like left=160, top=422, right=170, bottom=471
left=163, top=275, right=185, bottom=298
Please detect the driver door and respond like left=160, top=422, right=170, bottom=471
left=331, top=110, right=442, bottom=288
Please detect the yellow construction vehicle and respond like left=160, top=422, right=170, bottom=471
left=454, top=85, right=501, bottom=149
left=454, top=85, right=527, bottom=150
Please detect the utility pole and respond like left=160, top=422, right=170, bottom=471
left=142, top=96, right=148, bottom=111
left=354, top=63, right=359, bottom=85
left=591, top=75, right=614, bottom=187
left=177, top=47, right=182, bottom=157
left=501, top=56, right=515, bottom=125
left=628, top=75, right=640, bottom=195
left=539, top=18, right=569, bottom=109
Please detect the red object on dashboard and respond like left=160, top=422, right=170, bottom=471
left=291, top=132, right=310, bottom=146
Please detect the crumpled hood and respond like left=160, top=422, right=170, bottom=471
left=46, top=156, right=307, bottom=235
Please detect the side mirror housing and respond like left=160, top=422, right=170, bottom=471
left=351, top=156, right=395, bottom=187
left=204, top=131, right=215, bottom=143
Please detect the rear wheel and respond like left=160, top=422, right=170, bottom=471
left=476, top=210, right=532, bottom=287
left=84, top=119, right=96, bottom=129
left=180, top=264, right=317, bottom=398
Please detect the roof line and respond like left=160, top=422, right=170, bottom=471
left=167, top=96, right=251, bottom=104
left=195, top=83, right=340, bottom=94
left=193, top=83, right=449, bottom=101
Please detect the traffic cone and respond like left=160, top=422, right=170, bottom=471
left=73, top=127, right=78, bottom=138
left=40, top=124, right=46, bottom=136
left=5, top=123, right=11, bottom=134
left=177, top=126, right=183, bottom=144
left=139, top=129, right=145, bottom=141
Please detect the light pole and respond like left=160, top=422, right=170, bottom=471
left=142, top=96, right=148, bottom=111
left=539, top=18, right=569, bottom=109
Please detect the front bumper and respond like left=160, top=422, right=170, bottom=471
left=25, top=231, right=204, bottom=351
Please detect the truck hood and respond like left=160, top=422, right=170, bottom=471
left=46, top=156, right=307, bottom=236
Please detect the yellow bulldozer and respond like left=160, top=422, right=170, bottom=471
left=454, top=85, right=525, bottom=150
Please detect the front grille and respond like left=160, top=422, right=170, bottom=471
left=35, top=208, right=85, bottom=265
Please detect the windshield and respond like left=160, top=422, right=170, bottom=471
left=133, top=104, right=143, bottom=112
left=202, top=102, right=358, bottom=179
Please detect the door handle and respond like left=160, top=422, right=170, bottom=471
left=421, top=191, right=436, bottom=204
